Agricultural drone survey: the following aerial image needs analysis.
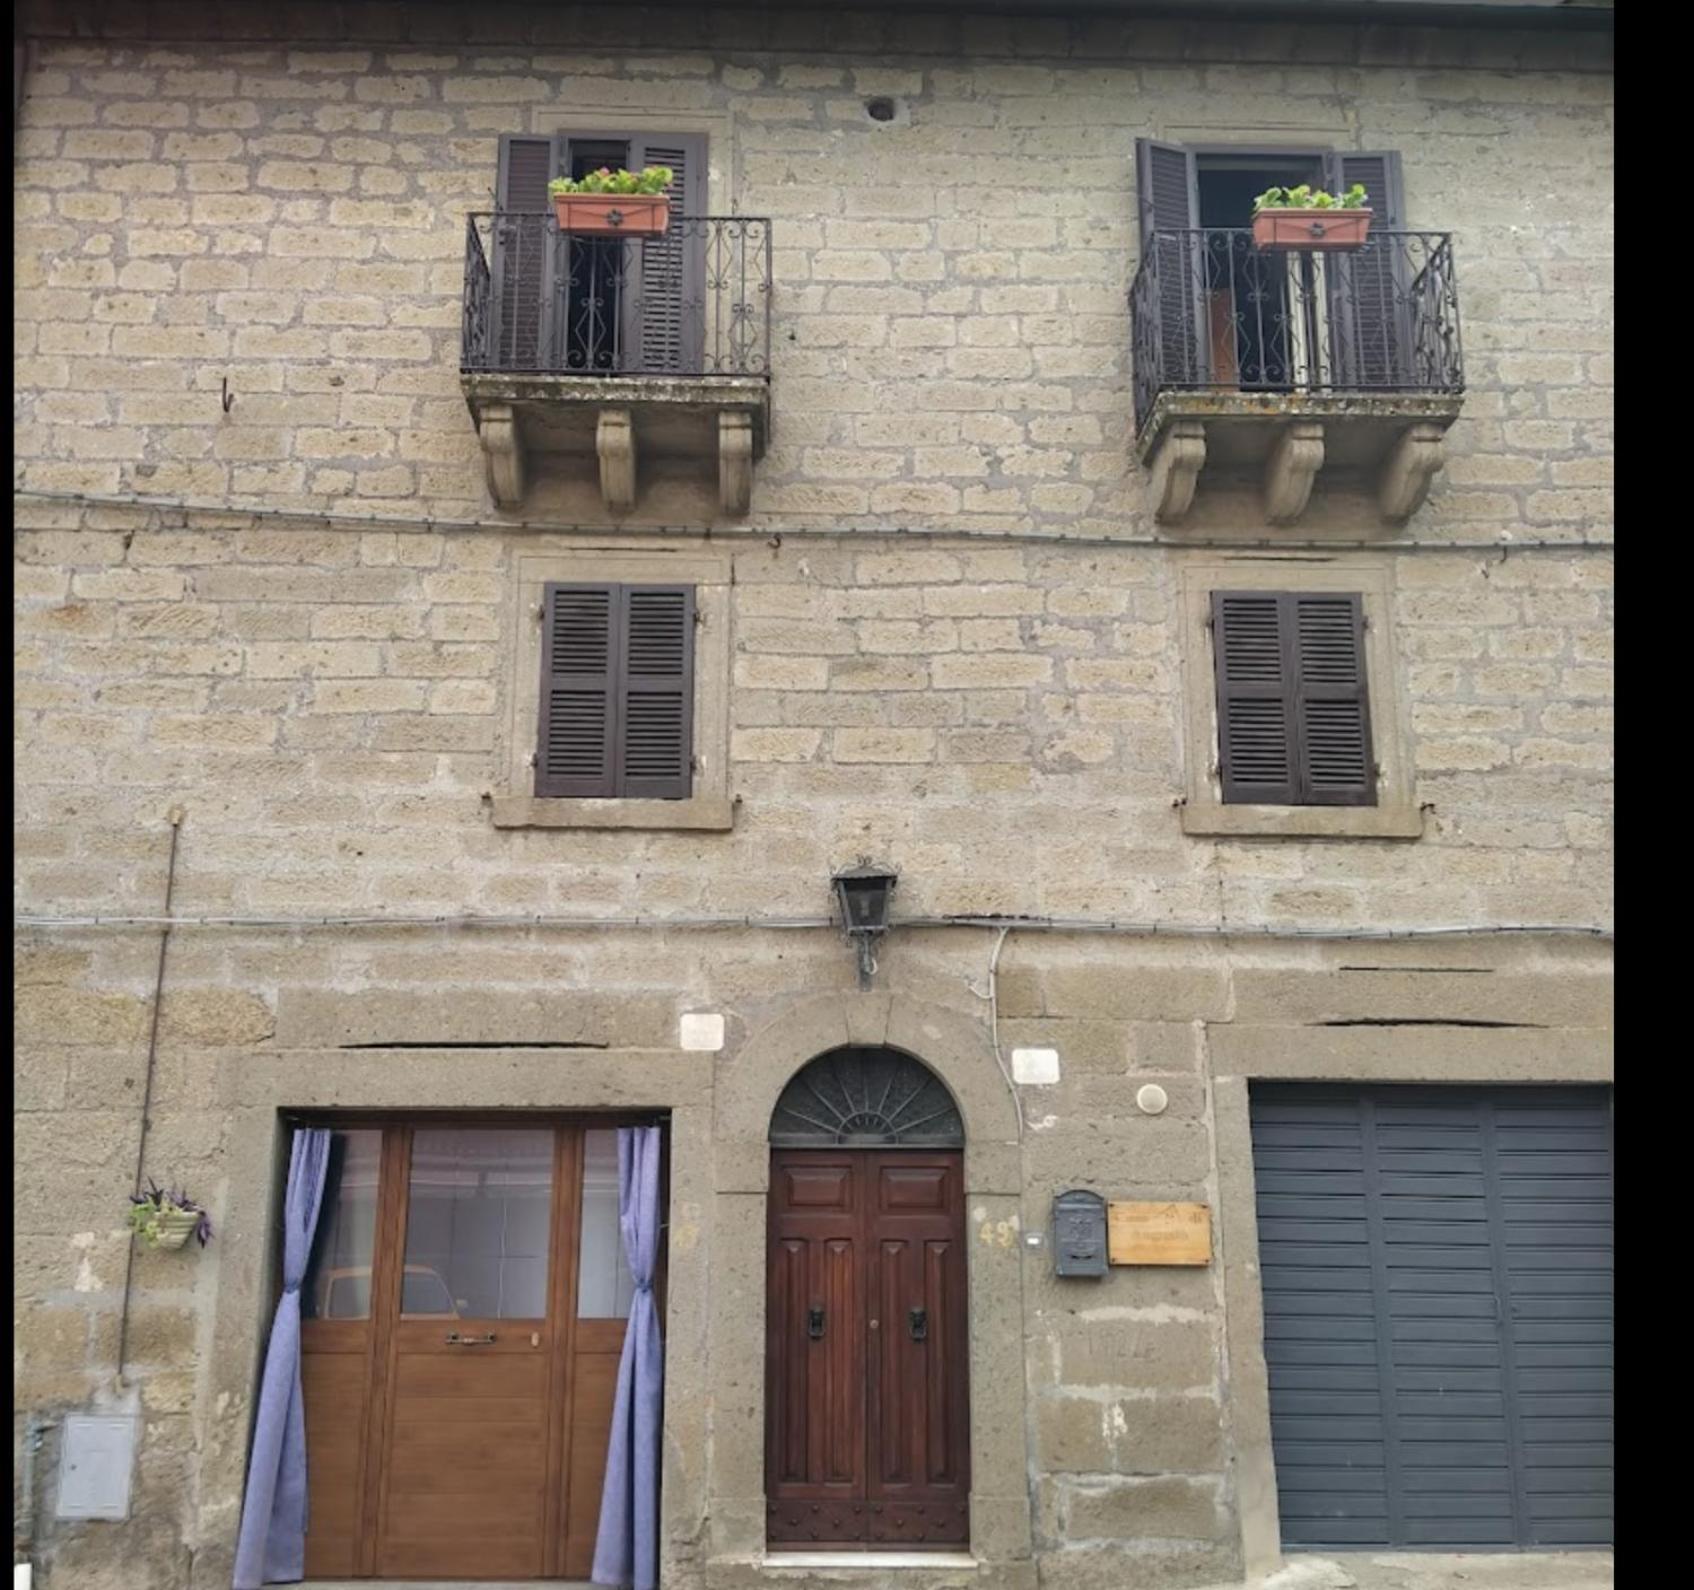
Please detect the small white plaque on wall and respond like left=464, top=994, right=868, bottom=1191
left=679, top=1012, right=725, bottom=1052
left=1010, top=1046, right=1060, bottom=1085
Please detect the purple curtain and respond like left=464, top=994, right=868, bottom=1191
left=591, top=1125, right=665, bottom=1590
left=232, top=1127, right=331, bottom=1589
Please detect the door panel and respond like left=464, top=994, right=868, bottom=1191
left=375, top=1128, right=558, bottom=1578
left=298, top=1120, right=659, bottom=1580
left=766, top=1152, right=867, bottom=1541
left=865, top=1154, right=970, bottom=1546
left=1251, top=1084, right=1612, bottom=1552
left=766, top=1149, right=969, bottom=1550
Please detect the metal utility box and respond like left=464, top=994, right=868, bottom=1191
left=1052, top=1189, right=1108, bottom=1277
left=55, top=1414, right=136, bottom=1521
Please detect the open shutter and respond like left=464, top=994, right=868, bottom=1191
left=618, top=586, right=694, bottom=799
left=1292, top=593, right=1375, bottom=806
left=1325, top=150, right=1406, bottom=389
left=537, top=583, right=617, bottom=797
left=495, top=133, right=563, bottom=370
left=627, top=133, right=707, bottom=373
left=1213, top=591, right=1297, bottom=805
left=1134, top=138, right=1206, bottom=388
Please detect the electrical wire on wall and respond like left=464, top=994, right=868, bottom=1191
left=112, top=807, right=185, bottom=1390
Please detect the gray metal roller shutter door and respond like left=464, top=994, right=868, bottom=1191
left=1250, top=1084, right=1612, bottom=1550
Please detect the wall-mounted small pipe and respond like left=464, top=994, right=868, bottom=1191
left=113, top=808, right=184, bottom=1389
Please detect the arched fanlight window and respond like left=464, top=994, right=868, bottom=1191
left=769, top=1046, right=964, bottom=1149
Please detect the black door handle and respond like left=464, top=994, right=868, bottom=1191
left=808, top=1306, right=825, bottom=1340
left=908, top=1307, right=928, bottom=1342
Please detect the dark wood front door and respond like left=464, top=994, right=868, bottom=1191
left=766, top=1149, right=970, bottom=1549
left=299, top=1120, right=656, bottom=1580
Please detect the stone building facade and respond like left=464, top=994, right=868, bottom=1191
left=13, top=3, right=1612, bottom=1589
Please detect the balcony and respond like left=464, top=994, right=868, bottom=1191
left=460, top=212, right=772, bottom=514
left=1129, top=228, right=1464, bottom=525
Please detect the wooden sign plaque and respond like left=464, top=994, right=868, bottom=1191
left=1107, top=1201, right=1212, bottom=1266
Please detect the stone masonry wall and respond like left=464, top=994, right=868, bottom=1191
left=14, top=8, right=1612, bottom=535
left=13, top=8, right=1611, bottom=1590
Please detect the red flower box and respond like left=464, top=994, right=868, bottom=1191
left=1251, top=208, right=1373, bottom=251
left=551, top=193, right=671, bottom=238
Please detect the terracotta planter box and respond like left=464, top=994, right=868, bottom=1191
left=1251, top=208, right=1373, bottom=252
left=551, top=193, right=671, bottom=238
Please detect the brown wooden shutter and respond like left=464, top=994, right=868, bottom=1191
left=1214, top=591, right=1297, bottom=805
left=536, top=583, right=694, bottom=800
left=537, top=583, right=616, bottom=797
left=1213, top=590, right=1375, bottom=807
left=627, top=133, right=707, bottom=373
left=1325, top=150, right=1406, bottom=389
left=618, top=585, right=694, bottom=799
left=495, top=133, right=562, bottom=369
left=1134, top=138, right=1205, bottom=387
left=1292, top=592, right=1375, bottom=806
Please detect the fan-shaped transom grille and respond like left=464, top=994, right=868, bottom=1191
left=769, top=1046, right=964, bottom=1149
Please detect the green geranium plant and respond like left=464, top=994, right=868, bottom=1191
left=1253, top=182, right=1370, bottom=212
left=548, top=165, right=674, bottom=198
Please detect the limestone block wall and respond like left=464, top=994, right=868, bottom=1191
left=12, top=6, right=1611, bottom=1589
left=13, top=6, right=1612, bottom=534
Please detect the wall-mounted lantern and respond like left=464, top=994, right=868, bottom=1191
left=831, top=862, right=898, bottom=988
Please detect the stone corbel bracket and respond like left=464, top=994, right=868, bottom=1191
left=596, top=408, right=637, bottom=512
left=718, top=411, right=755, bottom=517
left=477, top=401, right=524, bottom=509
left=1147, top=418, right=1207, bottom=523
left=1263, top=421, right=1326, bottom=524
left=1378, top=421, right=1447, bottom=523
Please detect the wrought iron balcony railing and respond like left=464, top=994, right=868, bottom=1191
left=462, top=212, right=772, bottom=379
left=1129, top=228, right=1463, bottom=434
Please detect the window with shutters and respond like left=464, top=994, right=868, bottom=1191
left=491, top=551, right=733, bottom=833
left=1176, top=558, right=1422, bottom=839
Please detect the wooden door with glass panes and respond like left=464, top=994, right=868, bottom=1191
left=298, top=1120, right=654, bottom=1580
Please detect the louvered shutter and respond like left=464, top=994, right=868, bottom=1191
left=626, top=133, right=707, bottom=373
left=618, top=585, right=694, bottom=799
left=1292, top=593, right=1374, bottom=805
left=1214, top=592, right=1297, bottom=805
left=495, top=133, right=563, bottom=370
left=1325, top=151, right=1406, bottom=389
left=1214, top=591, right=1375, bottom=807
left=537, top=584, right=616, bottom=797
left=1134, top=139, right=1205, bottom=387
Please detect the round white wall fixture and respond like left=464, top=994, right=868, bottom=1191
left=1136, top=1084, right=1169, bottom=1116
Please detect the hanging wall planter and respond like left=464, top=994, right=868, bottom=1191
left=549, top=166, right=674, bottom=238
left=128, top=1182, right=213, bottom=1251
left=1251, top=183, right=1373, bottom=252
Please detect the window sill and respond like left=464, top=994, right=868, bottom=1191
left=1180, top=800, right=1424, bottom=840
left=488, top=794, right=736, bottom=832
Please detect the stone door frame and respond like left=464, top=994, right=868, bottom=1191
left=705, top=991, right=1035, bottom=1576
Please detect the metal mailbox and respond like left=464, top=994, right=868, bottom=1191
left=1052, top=1188, right=1108, bottom=1277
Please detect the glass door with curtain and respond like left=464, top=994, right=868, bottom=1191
left=297, top=1119, right=663, bottom=1581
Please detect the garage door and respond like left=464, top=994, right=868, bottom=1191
left=1250, top=1084, right=1612, bottom=1550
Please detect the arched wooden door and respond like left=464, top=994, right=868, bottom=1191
left=764, top=1048, right=971, bottom=1550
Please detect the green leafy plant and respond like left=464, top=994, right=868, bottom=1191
left=548, top=165, right=674, bottom=198
left=127, top=1181, right=212, bottom=1248
left=1253, top=182, right=1369, bottom=212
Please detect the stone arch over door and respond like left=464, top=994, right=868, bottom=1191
left=706, top=992, right=1032, bottom=1570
